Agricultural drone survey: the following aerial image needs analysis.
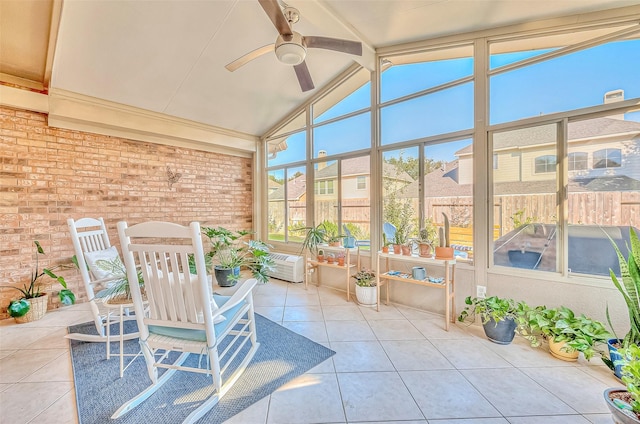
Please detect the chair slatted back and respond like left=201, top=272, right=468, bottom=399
left=67, top=217, right=112, bottom=298
left=118, top=221, right=214, bottom=334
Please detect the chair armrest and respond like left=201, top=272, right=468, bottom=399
left=212, top=278, right=258, bottom=317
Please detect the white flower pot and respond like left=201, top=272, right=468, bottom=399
left=355, top=284, right=377, bottom=306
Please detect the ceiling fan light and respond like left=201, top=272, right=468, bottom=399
left=275, top=43, right=306, bottom=65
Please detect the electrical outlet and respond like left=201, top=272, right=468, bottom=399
left=476, top=285, right=487, bottom=299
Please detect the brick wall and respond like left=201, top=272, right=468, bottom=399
left=0, top=106, right=253, bottom=319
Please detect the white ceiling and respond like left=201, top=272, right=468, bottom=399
left=3, top=0, right=640, bottom=137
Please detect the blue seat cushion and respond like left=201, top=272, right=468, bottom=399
left=148, top=295, right=247, bottom=342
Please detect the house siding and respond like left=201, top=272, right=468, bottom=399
left=0, top=106, right=253, bottom=319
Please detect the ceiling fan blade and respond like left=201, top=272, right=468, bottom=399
left=225, top=44, right=274, bottom=72
left=304, top=36, right=362, bottom=56
left=258, top=0, right=292, bottom=36
left=293, top=61, right=314, bottom=92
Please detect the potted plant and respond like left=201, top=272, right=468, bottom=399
left=317, top=249, right=325, bottom=262
left=606, top=227, right=640, bottom=379
left=392, top=226, right=408, bottom=255
left=435, top=213, right=454, bottom=259
left=458, top=295, right=523, bottom=344
left=300, top=223, right=328, bottom=255
left=381, top=233, right=391, bottom=253
left=352, top=268, right=377, bottom=306
left=604, top=344, right=640, bottom=423
left=4, top=241, right=76, bottom=323
left=202, top=226, right=274, bottom=287
left=415, top=219, right=438, bottom=258
left=517, top=305, right=610, bottom=361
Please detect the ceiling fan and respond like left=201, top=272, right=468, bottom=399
left=225, top=0, right=363, bottom=92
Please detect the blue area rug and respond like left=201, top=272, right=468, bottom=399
left=69, top=314, right=335, bottom=424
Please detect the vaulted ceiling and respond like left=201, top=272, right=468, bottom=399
left=2, top=0, right=639, bottom=137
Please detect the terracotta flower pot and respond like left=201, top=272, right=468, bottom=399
left=317, top=255, right=324, bottom=262
left=393, top=244, right=402, bottom=254
left=401, top=245, right=411, bottom=255
left=337, top=257, right=345, bottom=266
left=548, top=337, right=579, bottom=361
left=382, top=246, right=389, bottom=253
left=418, top=243, right=432, bottom=258
left=435, top=246, right=454, bottom=260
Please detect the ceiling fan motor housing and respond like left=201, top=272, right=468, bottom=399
left=275, top=32, right=307, bottom=65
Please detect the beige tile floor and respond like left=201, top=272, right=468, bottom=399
left=0, top=278, right=622, bottom=424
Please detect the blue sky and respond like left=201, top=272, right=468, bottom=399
left=268, top=38, right=640, bottom=168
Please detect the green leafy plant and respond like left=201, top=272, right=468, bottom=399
left=516, top=305, right=610, bottom=360
left=352, top=269, right=376, bottom=287
left=619, top=344, right=640, bottom=414
left=607, top=228, right=640, bottom=348
left=458, top=295, right=523, bottom=325
left=202, top=226, right=274, bottom=284
left=416, top=218, right=438, bottom=246
left=299, top=223, right=328, bottom=255
left=439, top=213, right=450, bottom=248
left=4, top=241, right=76, bottom=317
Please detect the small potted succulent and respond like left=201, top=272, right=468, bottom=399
left=604, top=344, right=640, bottom=423
left=4, top=241, right=76, bottom=323
left=352, top=268, right=376, bottom=306
left=415, top=218, right=438, bottom=258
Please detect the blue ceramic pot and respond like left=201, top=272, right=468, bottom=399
left=609, top=338, right=623, bottom=379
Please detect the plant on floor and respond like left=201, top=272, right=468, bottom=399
left=516, top=304, right=610, bottom=360
left=458, top=295, right=521, bottom=324
left=458, top=295, right=525, bottom=344
left=5, top=241, right=76, bottom=318
left=608, top=227, right=640, bottom=348
left=202, top=226, right=274, bottom=285
left=604, top=343, right=640, bottom=422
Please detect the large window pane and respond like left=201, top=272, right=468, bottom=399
left=267, top=130, right=306, bottom=167
left=314, top=158, right=339, bottom=236
left=342, top=155, right=371, bottom=248
left=381, top=83, right=473, bottom=145
left=267, top=167, right=306, bottom=243
left=492, top=123, right=559, bottom=273
left=490, top=37, right=640, bottom=125
left=381, top=45, right=473, bottom=103
left=313, top=112, right=371, bottom=157
left=425, top=138, right=474, bottom=260
left=567, top=113, right=640, bottom=276
left=313, top=68, right=370, bottom=124
left=382, top=147, right=419, bottom=248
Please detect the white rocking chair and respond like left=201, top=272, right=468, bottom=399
left=66, top=217, right=139, bottom=343
left=112, top=220, right=260, bottom=424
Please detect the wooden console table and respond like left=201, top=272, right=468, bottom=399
left=305, top=245, right=360, bottom=301
left=376, top=252, right=455, bottom=330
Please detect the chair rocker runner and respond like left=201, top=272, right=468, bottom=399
left=66, top=217, right=139, bottom=343
left=113, top=221, right=260, bottom=424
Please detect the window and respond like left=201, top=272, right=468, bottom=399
left=535, top=155, right=556, bottom=174
left=356, top=176, right=366, bottom=190
left=267, top=166, right=307, bottom=243
left=493, top=154, right=498, bottom=169
left=314, top=180, right=334, bottom=195
left=568, top=152, right=588, bottom=171
left=492, top=123, right=559, bottom=273
left=593, top=148, right=621, bottom=168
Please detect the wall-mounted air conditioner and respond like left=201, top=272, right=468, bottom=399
left=267, top=253, right=304, bottom=283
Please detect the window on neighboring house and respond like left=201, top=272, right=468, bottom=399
left=534, top=155, right=556, bottom=174
left=493, top=154, right=498, bottom=169
left=593, top=148, right=621, bottom=168
left=314, top=180, right=334, bottom=195
left=356, top=176, right=366, bottom=190
left=568, top=152, right=588, bottom=171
